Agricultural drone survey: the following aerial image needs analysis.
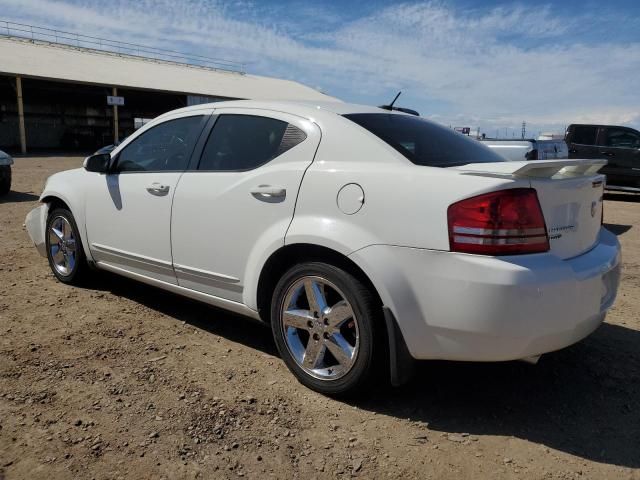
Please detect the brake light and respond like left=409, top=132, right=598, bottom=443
left=448, top=188, right=550, bottom=255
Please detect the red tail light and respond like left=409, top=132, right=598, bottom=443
left=448, top=188, right=550, bottom=255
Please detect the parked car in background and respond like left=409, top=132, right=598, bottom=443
left=0, top=149, right=13, bottom=195
left=479, top=138, right=568, bottom=162
left=25, top=101, right=621, bottom=396
left=566, top=124, right=640, bottom=192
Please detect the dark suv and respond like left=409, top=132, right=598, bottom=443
left=566, top=124, right=640, bottom=191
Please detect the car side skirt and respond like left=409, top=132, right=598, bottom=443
left=96, top=261, right=261, bottom=320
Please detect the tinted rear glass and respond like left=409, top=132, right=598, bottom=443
left=344, top=113, right=505, bottom=167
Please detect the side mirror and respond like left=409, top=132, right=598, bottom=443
left=83, top=153, right=111, bottom=173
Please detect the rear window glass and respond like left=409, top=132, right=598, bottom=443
left=344, top=113, right=505, bottom=167
left=570, top=126, right=598, bottom=145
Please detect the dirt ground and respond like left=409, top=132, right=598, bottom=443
left=1, top=156, right=639, bottom=480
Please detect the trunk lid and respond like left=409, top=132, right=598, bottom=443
left=453, top=159, right=606, bottom=259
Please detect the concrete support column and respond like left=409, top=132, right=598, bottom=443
left=112, top=86, right=119, bottom=144
left=16, top=76, right=27, bottom=154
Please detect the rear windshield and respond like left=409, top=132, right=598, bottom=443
left=344, top=113, right=506, bottom=167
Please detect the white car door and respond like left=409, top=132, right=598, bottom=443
left=171, top=109, right=320, bottom=302
left=85, top=112, right=209, bottom=284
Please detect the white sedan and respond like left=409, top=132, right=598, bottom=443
left=25, top=101, right=621, bottom=396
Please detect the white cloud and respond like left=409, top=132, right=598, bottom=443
left=2, top=0, right=639, bottom=134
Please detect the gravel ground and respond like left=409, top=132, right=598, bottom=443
left=1, top=156, right=639, bottom=480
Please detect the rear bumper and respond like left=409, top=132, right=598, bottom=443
left=351, top=228, right=621, bottom=361
left=25, top=203, right=49, bottom=258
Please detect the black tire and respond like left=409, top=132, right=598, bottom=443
left=45, top=207, right=90, bottom=285
left=271, top=262, right=385, bottom=396
left=0, top=165, right=10, bottom=195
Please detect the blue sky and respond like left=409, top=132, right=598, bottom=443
left=2, top=0, right=639, bottom=136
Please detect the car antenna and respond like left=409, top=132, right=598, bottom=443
left=380, top=91, right=402, bottom=111
left=389, top=91, right=402, bottom=108
left=378, top=91, right=420, bottom=116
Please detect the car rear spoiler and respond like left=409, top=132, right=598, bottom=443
left=454, top=159, right=607, bottom=179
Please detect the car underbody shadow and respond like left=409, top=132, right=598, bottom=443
left=79, top=270, right=277, bottom=357
left=354, top=322, right=640, bottom=469
left=77, top=270, right=638, bottom=469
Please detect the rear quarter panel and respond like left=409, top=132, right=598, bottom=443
left=286, top=115, right=531, bottom=254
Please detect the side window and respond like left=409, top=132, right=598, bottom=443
left=115, top=115, right=204, bottom=172
left=571, top=126, right=598, bottom=145
left=604, top=128, right=640, bottom=148
left=198, top=114, right=307, bottom=171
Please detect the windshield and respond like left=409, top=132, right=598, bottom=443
left=344, top=113, right=506, bottom=167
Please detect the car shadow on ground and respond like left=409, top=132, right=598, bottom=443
left=84, top=271, right=278, bottom=357
left=604, top=223, right=632, bottom=236
left=0, top=191, right=39, bottom=203
left=354, top=323, right=640, bottom=469
left=83, top=272, right=639, bottom=469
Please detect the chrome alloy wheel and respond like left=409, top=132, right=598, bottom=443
left=280, top=276, right=360, bottom=380
left=48, top=216, right=77, bottom=276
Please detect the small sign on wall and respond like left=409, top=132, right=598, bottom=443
left=107, top=96, right=125, bottom=106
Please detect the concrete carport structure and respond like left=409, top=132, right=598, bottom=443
left=0, top=25, right=338, bottom=154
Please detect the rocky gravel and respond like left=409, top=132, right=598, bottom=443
left=1, top=157, right=639, bottom=479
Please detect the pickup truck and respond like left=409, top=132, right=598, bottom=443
left=566, top=124, right=640, bottom=192
left=0, top=149, right=12, bottom=195
left=478, top=138, right=568, bottom=162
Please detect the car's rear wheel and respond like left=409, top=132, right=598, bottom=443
left=46, top=208, right=89, bottom=285
left=271, top=262, right=384, bottom=396
left=0, top=165, right=10, bottom=195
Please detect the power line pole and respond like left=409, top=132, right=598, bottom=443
left=521, top=121, right=526, bottom=139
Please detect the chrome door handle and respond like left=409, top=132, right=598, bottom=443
left=146, top=183, right=170, bottom=196
left=251, top=185, right=286, bottom=201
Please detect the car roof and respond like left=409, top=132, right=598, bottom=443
left=159, top=100, right=403, bottom=121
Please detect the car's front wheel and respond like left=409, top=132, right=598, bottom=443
left=45, top=207, right=89, bottom=285
left=271, top=262, right=384, bottom=396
